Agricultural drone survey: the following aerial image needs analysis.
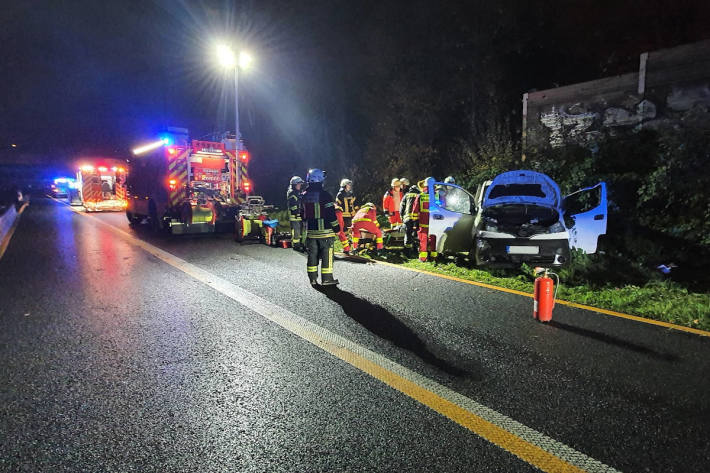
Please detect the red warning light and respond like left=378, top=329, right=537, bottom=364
left=238, top=151, right=249, bottom=162
left=167, top=147, right=177, bottom=156
left=243, top=180, right=251, bottom=193
left=168, top=179, right=177, bottom=191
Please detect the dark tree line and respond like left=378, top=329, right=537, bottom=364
left=243, top=0, right=709, bottom=205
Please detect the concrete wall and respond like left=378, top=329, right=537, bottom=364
left=522, top=39, right=710, bottom=156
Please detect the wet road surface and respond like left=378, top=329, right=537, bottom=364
left=1, top=198, right=709, bottom=472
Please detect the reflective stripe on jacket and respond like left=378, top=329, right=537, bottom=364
left=287, top=187, right=302, bottom=221
left=336, top=188, right=357, bottom=217
left=352, top=206, right=379, bottom=227
left=301, top=183, right=339, bottom=238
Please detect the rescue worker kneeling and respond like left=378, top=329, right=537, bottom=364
left=301, top=168, right=340, bottom=286
left=351, top=202, right=384, bottom=253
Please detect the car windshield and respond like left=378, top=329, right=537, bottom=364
left=434, top=184, right=475, bottom=214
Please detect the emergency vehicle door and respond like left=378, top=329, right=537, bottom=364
left=428, top=182, right=477, bottom=253
left=562, top=182, right=607, bottom=254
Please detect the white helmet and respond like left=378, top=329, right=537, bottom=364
left=290, top=176, right=304, bottom=185
left=340, top=178, right=352, bottom=188
left=444, top=176, right=456, bottom=184
left=391, top=178, right=401, bottom=187
left=400, top=177, right=410, bottom=187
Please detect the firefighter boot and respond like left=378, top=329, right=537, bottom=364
left=321, top=275, right=339, bottom=286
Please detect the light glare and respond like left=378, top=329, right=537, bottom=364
left=239, top=51, right=253, bottom=69
left=216, top=44, right=236, bottom=68
left=132, top=139, right=166, bottom=155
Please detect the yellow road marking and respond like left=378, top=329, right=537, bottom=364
left=326, top=342, right=587, bottom=473
left=374, top=260, right=710, bottom=338
left=65, top=202, right=618, bottom=473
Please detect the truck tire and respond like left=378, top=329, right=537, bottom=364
left=149, top=201, right=163, bottom=233
left=126, top=211, right=141, bottom=226
left=233, top=218, right=243, bottom=243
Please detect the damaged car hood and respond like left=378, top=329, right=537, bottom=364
left=482, top=170, right=561, bottom=210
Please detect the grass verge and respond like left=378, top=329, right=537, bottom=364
left=397, top=259, right=710, bottom=331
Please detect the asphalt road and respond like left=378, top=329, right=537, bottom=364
left=1, top=198, right=709, bottom=472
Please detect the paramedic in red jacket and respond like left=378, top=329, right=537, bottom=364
left=351, top=202, right=384, bottom=251
left=382, top=178, right=403, bottom=226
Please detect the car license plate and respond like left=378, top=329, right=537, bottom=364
left=506, top=245, right=539, bottom=254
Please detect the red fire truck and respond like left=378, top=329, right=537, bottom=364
left=125, top=128, right=251, bottom=234
left=76, top=159, right=128, bottom=211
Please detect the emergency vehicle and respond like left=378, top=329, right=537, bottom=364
left=75, top=160, right=128, bottom=211
left=125, top=127, right=251, bottom=234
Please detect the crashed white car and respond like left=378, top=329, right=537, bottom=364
left=426, top=170, right=607, bottom=267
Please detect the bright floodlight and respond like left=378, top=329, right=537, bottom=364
left=132, top=139, right=166, bottom=156
left=239, top=51, right=253, bottom=69
left=216, top=44, right=236, bottom=68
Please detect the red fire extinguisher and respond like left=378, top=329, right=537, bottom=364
left=533, top=268, right=559, bottom=322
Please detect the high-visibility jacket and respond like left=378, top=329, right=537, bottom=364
left=382, top=188, right=403, bottom=224
left=351, top=205, right=383, bottom=250
left=352, top=205, right=379, bottom=228
left=336, top=188, right=357, bottom=218
left=301, top=182, right=339, bottom=239
left=413, top=191, right=429, bottom=230
left=287, top=186, right=302, bottom=221
left=400, top=185, right=420, bottom=223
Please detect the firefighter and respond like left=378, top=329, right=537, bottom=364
left=336, top=178, right=357, bottom=230
left=400, top=177, right=410, bottom=189
left=400, top=182, right=420, bottom=254
left=334, top=206, right=352, bottom=255
left=351, top=202, right=383, bottom=253
left=287, top=176, right=306, bottom=251
left=382, top=178, right=403, bottom=227
left=301, top=168, right=340, bottom=286
left=413, top=177, right=437, bottom=262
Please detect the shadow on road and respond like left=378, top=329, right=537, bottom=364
left=548, top=320, right=679, bottom=362
left=316, top=286, right=469, bottom=377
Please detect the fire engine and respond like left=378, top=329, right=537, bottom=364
left=125, top=127, right=251, bottom=234
left=75, top=159, right=128, bottom=211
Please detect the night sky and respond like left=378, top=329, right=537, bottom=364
left=2, top=0, right=709, bottom=202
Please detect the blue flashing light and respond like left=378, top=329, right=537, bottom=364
left=160, top=135, right=173, bottom=146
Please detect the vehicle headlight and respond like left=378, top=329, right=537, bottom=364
left=484, top=218, right=498, bottom=232
left=548, top=222, right=565, bottom=233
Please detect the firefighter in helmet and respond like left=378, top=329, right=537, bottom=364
left=413, top=177, right=437, bottom=262
left=287, top=176, right=306, bottom=251
left=382, top=178, right=404, bottom=227
left=351, top=202, right=384, bottom=253
left=336, top=178, right=357, bottom=230
left=400, top=181, right=420, bottom=254
left=301, top=168, right=340, bottom=286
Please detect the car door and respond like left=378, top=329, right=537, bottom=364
left=428, top=182, right=477, bottom=253
left=562, top=182, right=607, bottom=254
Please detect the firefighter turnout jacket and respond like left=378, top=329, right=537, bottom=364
left=301, top=182, right=340, bottom=239
left=336, top=187, right=357, bottom=218
left=287, top=186, right=302, bottom=222
left=400, top=185, right=420, bottom=223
